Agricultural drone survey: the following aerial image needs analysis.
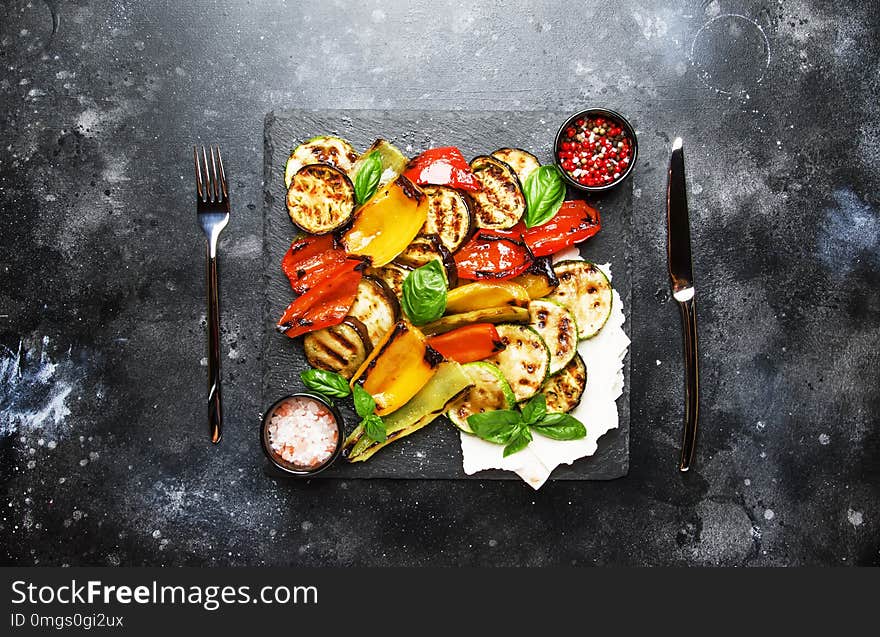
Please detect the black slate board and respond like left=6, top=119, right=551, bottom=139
left=262, top=110, right=631, bottom=480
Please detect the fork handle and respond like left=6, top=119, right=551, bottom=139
left=206, top=246, right=223, bottom=444
left=677, top=296, right=699, bottom=471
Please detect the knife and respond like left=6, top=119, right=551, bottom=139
left=666, top=137, right=700, bottom=472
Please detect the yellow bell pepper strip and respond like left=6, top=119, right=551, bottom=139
left=341, top=175, right=428, bottom=267
left=444, top=281, right=530, bottom=314
left=420, top=306, right=530, bottom=336
left=350, top=321, right=442, bottom=416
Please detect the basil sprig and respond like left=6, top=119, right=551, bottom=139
left=354, top=151, right=383, bottom=205
left=401, top=260, right=447, bottom=325
left=300, top=369, right=351, bottom=398
left=466, top=393, right=586, bottom=457
left=522, top=165, right=565, bottom=228
left=353, top=384, right=386, bottom=442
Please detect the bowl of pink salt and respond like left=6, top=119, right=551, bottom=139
left=261, top=393, right=343, bottom=476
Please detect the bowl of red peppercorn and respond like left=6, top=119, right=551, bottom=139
left=554, top=108, right=638, bottom=192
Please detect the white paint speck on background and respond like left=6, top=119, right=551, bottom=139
left=764, top=509, right=775, bottom=521
left=818, top=433, right=830, bottom=445
left=847, top=509, right=864, bottom=527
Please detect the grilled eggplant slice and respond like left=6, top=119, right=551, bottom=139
left=420, top=185, right=474, bottom=252
left=446, top=362, right=516, bottom=433
left=286, top=164, right=356, bottom=234
left=421, top=306, right=530, bottom=336
left=347, top=275, right=400, bottom=347
left=528, top=299, right=578, bottom=375
left=394, top=234, right=459, bottom=289
left=350, top=138, right=408, bottom=188
left=468, top=155, right=526, bottom=229
left=510, top=257, right=559, bottom=298
left=365, top=262, right=411, bottom=300
left=303, top=317, right=372, bottom=379
left=284, top=136, right=358, bottom=188
left=542, top=353, right=587, bottom=414
left=547, top=260, right=613, bottom=339
left=485, top=324, right=551, bottom=402
left=490, top=148, right=540, bottom=185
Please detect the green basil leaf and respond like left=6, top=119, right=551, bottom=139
left=352, top=384, right=376, bottom=419
left=300, top=368, right=351, bottom=398
left=523, top=165, right=566, bottom=228
left=362, top=414, right=387, bottom=443
left=466, top=410, right=522, bottom=444
left=532, top=413, right=587, bottom=440
left=354, top=151, right=383, bottom=205
left=401, top=260, right=447, bottom=325
left=503, top=426, right=532, bottom=457
left=520, top=393, right=547, bottom=425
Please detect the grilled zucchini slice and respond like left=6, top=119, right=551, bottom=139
left=421, top=306, right=530, bottom=336
left=528, top=299, right=578, bottom=375
left=286, top=164, right=356, bottom=234
left=542, top=353, right=587, bottom=413
left=348, top=276, right=400, bottom=347
left=420, top=185, right=473, bottom=252
left=365, top=262, right=411, bottom=300
left=284, top=136, right=358, bottom=188
left=485, top=324, right=550, bottom=402
left=446, top=362, right=516, bottom=433
left=394, top=234, right=459, bottom=289
left=510, top=257, right=559, bottom=298
left=490, top=148, right=540, bottom=185
left=303, top=317, right=372, bottom=379
left=468, top=155, right=526, bottom=229
left=547, top=260, right=613, bottom=339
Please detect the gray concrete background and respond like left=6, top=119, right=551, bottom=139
left=0, top=0, right=877, bottom=566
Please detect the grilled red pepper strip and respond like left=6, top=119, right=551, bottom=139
left=403, top=147, right=481, bottom=192
left=522, top=200, right=601, bottom=257
left=277, top=270, right=361, bottom=338
left=454, top=230, right=534, bottom=280
left=281, top=234, right=335, bottom=283
left=286, top=249, right=362, bottom=294
left=427, top=324, right=505, bottom=364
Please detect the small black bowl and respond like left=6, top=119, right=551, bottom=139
left=553, top=107, right=638, bottom=193
left=261, top=392, right=343, bottom=477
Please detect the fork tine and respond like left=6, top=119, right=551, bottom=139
left=202, top=146, right=212, bottom=202
left=209, top=146, right=220, bottom=203
left=216, top=146, right=228, bottom=200
left=193, top=146, right=203, bottom=200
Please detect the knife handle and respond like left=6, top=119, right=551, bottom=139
left=677, top=296, right=699, bottom=471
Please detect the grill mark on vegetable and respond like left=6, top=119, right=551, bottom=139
left=424, top=345, right=444, bottom=368
left=397, top=175, right=426, bottom=205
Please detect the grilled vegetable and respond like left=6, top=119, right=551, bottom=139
left=454, top=229, right=533, bottom=280
left=284, top=136, right=358, bottom=188
left=303, top=317, right=372, bottom=379
left=348, top=276, right=400, bottom=347
left=284, top=249, right=363, bottom=295
left=350, top=138, right=408, bottom=189
left=394, top=234, right=459, bottom=288
left=421, top=306, right=530, bottom=336
left=510, top=257, right=559, bottom=298
left=522, top=200, right=601, bottom=257
left=427, top=323, right=505, bottom=364
left=286, top=164, right=356, bottom=234
left=420, top=185, right=473, bottom=252
left=485, top=324, right=551, bottom=402
left=490, top=148, right=540, bottom=186
left=365, top=262, right=411, bottom=299
left=446, top=362, right=516, bottom=433
left=281, top=234, right=336, bottom=284
left=351, top=321, right=442, bottom=416
left=468, top=155, right=526, bottom=229
left=445, top=281, right=529, bottom=314
left=343, top=361, right=472, bottom=462
left=403, top=147, right=481, bottom=192
left=341, top=175, right=428, bottom=267
left=547, top=260, right=613, bottom=339
left=528, top=299, right=578, bottom=374
left=542, top=353, right=587, bottom=413
left=277, top=269, right=361, bottom=339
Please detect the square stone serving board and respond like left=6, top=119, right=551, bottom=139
left=262, top=110, right=631, bottom=480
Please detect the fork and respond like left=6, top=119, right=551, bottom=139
left=194, top=146, right=229, bottom=444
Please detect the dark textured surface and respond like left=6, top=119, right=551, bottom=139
left=1, top=0, right=877, bottom=566
left=263, top=109, right=631, bottom=480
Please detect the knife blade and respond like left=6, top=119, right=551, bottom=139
left=666, top=137, right=700, bottom=472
